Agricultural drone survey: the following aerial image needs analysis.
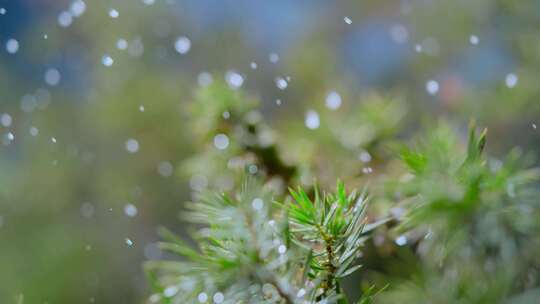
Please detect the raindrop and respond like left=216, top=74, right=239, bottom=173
left=109, top=9, right=119, bottom=18
left=5, top=39, right=19, bottom=54
left=70, top=0, right=86, bottom=17
left=58, top=11, right=73, bottom=27
left=139, top=105, right=145, bottom=112
left=426, top=80, right=439, bottom=95
left=213, top=133, right=229, bottom=150
left=125, top=139, right=140, bottom=153
left=390, top=24, right=408, bottom=44
left=269, top=53, right=279, bottom=63
left=142, top=0, right=155, bottom=5
left=415, top=44, right=422, bottom=53
left=278, top=245, right=287, bottom=254
left=325, top=91, right=342, bottom=110
left=1, top=114, right=12, bottom=127
left=305, top=110, right=320, bottom=130
left=174, top=36, right=191, bottom=54
left=213, top=292, right=224, bottom=304
left=275, top=77, right=288, bottom=90
left=51, top=137, right=57, bottom=143
left=0, top=8, right=6, bottom=15
left=80, top=202, right=95, bottom=218
left=505, top=73, right=518, bottom=88
left=532, top=123, right=537, bottom=129
left=124, top=203, right=138, bottom=217
left=157, top=161, right=173, bottom=177
left=117, top=39, right=128, bottom=50
left=125, top=238, right=134, bottom=246
left=275, top=99, right=282, bottom=105
left=297, top=289, right=306, bottom=298
left=225, top=71, right=244, bottom=89
left=197, top=292, right=208, bottom=303
left=469, top=35, right=479, bottom=45
left=251, top=198, right=264, bottom=211
left=344, top=16, right=352, bottom=24
left=102, top=55, right=114, bottom=67
left=197, top=72, right=213, bottom=87
left=44, top=68, right=61, bottom=86
left=395, top=235, right=407, bottom=246
left=29, top=126, right=39, bottom=136
left=358, top=151, right=372, bottom=163
left=250, top=62, right=257, bottom=69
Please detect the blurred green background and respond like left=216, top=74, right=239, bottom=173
left=0, top=0, right=539, bottom=303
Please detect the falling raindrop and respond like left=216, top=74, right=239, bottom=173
left=1, top=114, right=12, bottom=127
left=213, top=292, right=224, bottom=304
left=225, top=71, right=244, bottom=89
left=344, top=16, right=352, bottom=24
left=305, top=110, right=320, bottom=130
left=157, top=161, right=173, bottom=177
left=102, top=55, right=114, bottom=67
left=109, top=9, right=119, bottom=18
left=5, top=39, right=19, bottom=54
left=278, top=245, right=287, bottom=254
left=250, top=62, right=257, bottom=69
left=124, top=203, right=138, bottom=217
left=275, top=77, right=288, bottom=90
left=426, top=80, right=439, bottom=95
left=197, top=292, right=208, bottom=303
left=213, top=134, right=229, bottom=150
left=325, top=91, right=342, bottom=110
left=269, top=53, right=279, bottom=63
left=125, top=139, right=140, bottom=153
left=251, top=198, right=264, bottom=211
left=0, top=8, right=6, bottom=15
left=117, top=39, right=128, bottom=50
left=505, top=73, right=518, bottom=88
left=45, top=68, right=61, bottom=86
left=469, top=35, right=479, bottom=45
left=174, top=36, right=191, bottom=54
left=70, top=0, right=86, bottom=17
left=197, top=72, right=213, bottom=87
left=125, top=238, right=134, bottom=247
left=395, top=235, right=408, bottom=246
left=58, top=11, right=73, bottom=27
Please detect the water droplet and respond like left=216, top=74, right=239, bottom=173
left=358, top=151, right=372, bottom=163
left=124, top=203, right=138, bottom=217
left=142, top=0, right=155, bottom=5
left=139, top=105, right=145, bottom=112
left=29, top=126, right=39, bottom=136
left=426, top=80, right=439, bottom=95
left=250, top=62, right=257, bottom=69
left=275, top=77, right=288, bottom=90
left=51, top=137, right=57, bottom=143
left=125, top=139, right=139, bottom=153
left=325, top=91, right=342, bottom=110
left=225, top=71, right=244, bottom=89
left=0, top=8, right=6, bottom=15
left=197, top=72, right=213, bottom=87
left=251, top=198, right=264, bottom=211
left=395, top=235, right=407, bottom=246
left=125, top=238, right=134, bottom=246
left=197, top=292, right=208, bottom=303
left=469, top=35, right=479, bottom=45
left=390, top=24, right=408, bottom=44
left=213, top=134, right=229, bottom=150
left=116, top=38, right=128, bottom=50
left=505, top=73, right=518, bottom=88
left=275, top=99, right=282, bottom=105
left=305, top=110, right=320, bottom=130
left=362, top=167, right=373, bottom=174
left=269, top=52, right=279, bottom=63
left=5, top=39, right=19, bottom=54
left=344, top=16, right=352, bottom=24
left=174, top=36, right=191, bottom=54
left=58, top=11, right=73, bottom=27
left=157, top=161, right=173, bottom=177
left=297, top=289, right=306, bottom=298
left=109, top=9, right=119, bottom=18
left=213, top=292, right=224, bottom=304
left=278, top=245, right=287, bottom=254
left=102, top=55, right=114, bottom=67
left=415, top=44, right=422, bottom=53
left=45, top=68, right=61, bottom=86
left=70, top=0, right=86, bottom=17
left=532, top=123, right=537, bottom=129
left=1, top=113, right=12, bottom=127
